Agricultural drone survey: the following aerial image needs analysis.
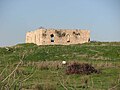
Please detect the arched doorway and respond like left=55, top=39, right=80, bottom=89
left=50, top=34, right=54, bottom=42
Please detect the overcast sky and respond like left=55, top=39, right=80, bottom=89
left=0, top=0, right=120, bottom=46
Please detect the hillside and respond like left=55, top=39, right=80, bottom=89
left=0, top=42, right=120, bottom=63
left=0, top=42, right=120, bottom=89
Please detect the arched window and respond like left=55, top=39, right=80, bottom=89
left=50, top=34, right=54, bottom=42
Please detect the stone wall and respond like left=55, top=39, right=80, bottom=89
left=26, top=28, right=90, bottom=45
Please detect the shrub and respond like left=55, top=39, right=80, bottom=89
left=66, top=63, right=100, bottom=75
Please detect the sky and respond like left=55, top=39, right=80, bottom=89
left=0, top=0, right=120, bottom=46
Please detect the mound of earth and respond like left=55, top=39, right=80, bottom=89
left=66, top=63, right=100, bottom=75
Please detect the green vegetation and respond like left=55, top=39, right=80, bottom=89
left=0, top=42, right=120, bottom=90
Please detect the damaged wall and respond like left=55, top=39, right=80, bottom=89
left=26, top=28, right=90, bottom=45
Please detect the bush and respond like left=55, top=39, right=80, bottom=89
left=66, top=63, right=100, bottom=75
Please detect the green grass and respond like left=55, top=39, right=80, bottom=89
left=0, top=42, right=120, bottom=90
left=0, top=42, right=120, bottom=62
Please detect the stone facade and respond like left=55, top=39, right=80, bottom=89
left=26, top=28, right=90, bottom=45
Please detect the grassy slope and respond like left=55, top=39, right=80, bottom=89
left=0, top=42, right=120, bottom=90
left=0, top=42, right=120, bottom=63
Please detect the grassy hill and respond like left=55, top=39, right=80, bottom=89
left=0, top=42, right=120, bottom=89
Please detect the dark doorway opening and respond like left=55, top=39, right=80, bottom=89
left=50, top=34, right=54, bottom=42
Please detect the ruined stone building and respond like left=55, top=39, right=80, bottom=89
left=26, top=28, right=90, bottom=45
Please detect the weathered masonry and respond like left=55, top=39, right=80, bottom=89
left=26, top=28, right=90, bottom=45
